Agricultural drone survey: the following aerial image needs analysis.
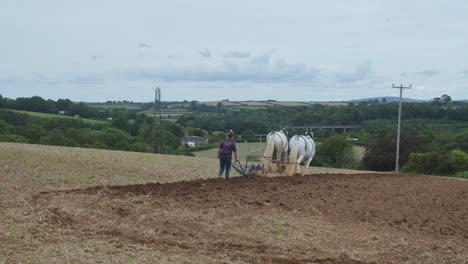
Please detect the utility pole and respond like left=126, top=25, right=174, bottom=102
left=392, top=84, right=412, bottom=172
left=153, top=87, right=163, bottom=153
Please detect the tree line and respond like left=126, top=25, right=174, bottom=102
left=0, top=108, right=210, bottom=155
left=0, top=95, right=106, bottom=119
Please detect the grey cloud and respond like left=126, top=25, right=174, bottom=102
left=138, top=42, right=151, bottom=48
left=70, top=72, right=106, bottom=85
left=123, top=53, right=319, bottom=83
left=223, top=51, right=250, bottom=58
left=198, top=48, right=211, bottom=58
left=414, top=69, right=439, bottom=77
left=462, top=70, right=468, bottom=78
left=333, top=63, right=374, bottom=83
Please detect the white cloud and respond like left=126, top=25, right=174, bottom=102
left=1, top=0, right=467, bottom=101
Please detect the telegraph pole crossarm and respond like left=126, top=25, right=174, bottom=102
left=392, top=84, right=412, bottom=172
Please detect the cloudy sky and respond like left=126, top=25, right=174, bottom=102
left=1, top=0, right=467, bottom=102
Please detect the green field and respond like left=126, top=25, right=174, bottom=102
left=228, top=105, right=268, bottom=110
left=193, top=142, right=267, bottom=160
left=9, top=110, right=107, bottom=124
left=194, top=142, right=366, bottom=163
left=86, top=103, right=143, bottom=110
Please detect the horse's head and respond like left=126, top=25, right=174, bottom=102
left=305, top=129, right=314, bottom=138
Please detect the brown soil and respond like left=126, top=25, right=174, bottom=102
left=12, top=173, right=465, bottom=264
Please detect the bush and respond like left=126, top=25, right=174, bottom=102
left=453, top=171, right=468, bottom=179
left=315, top=135, right=356, bottom=169
left=40, top=132, right=78, bottom=147
left=128, top=142, right=152, bottom=153
left=402, top=149, right=468, bottom=175
left=455, top=130, right=468, bottom=152
left=0, top=134, right=30, bottom=143
left=402, top=152, right=451, bottom=174
left=448, top=149, right=468, bottom=172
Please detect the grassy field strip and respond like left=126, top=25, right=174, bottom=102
left=194, top=142, right=366, bottom=161
left=86, top=103, right=143, bottom=110
left=9, top=109, right=107, bottom=124
left=193, top=142, right=267, bottom=159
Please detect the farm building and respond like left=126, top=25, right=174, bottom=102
left=180, top=136, right=208, bottom=148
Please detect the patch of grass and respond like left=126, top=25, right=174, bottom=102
left=8, top=225, right=26, bottom=232
left=1, top=152, right=57, bottom=165
left=0, top=187, right=11, bottom=193
left=9, top=109, right=106, bottom=124
left=86, top=103, right=143, bottom=110
left=273, top=225, right=288, bottom=236
left=1, top=152, right=39, bottom=162
left=452, top=171, right=468, bottom=179
left=193, top=142, right=266, bottom=159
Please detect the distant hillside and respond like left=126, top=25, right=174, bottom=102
left=348, top=97, right=428, bottom=103
left=201, top=101, right=348, bottom=107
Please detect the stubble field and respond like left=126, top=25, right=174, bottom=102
left=0, top=142, right=467, bottom=264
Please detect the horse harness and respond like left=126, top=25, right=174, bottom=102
left=293, top=135, right=309, bottom=152
left=268, top=131, right=288, bottom=150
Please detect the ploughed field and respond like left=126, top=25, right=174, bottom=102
left=1, top=143, right=467, bottom=263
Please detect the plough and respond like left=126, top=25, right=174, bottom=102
left=231, top=160, right=264, bottom=177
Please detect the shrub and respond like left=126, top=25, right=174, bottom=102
left=315, top=135, right=356, bottom=169
left=402, top=152, right=451, bottom=174
left=0, top=134, right=30, bottom=143
left=453, top=171, right=468, bottom=179
left=448, top=149, right=468, bottom=172
left=455, top=130, right=468, bottom=152
left=402, top=149, right=468, bottom=175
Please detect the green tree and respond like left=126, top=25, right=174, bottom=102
left=40, top=131, right=77, bottom=147
left=440, top=94, right=452, bottom=105
left=241, top=129, right=256, bottom=142
left=0, top=134, right=29, bottom=143
left=455, top=130, right=468, bottom=152
left=358, top=128, right=368, bottom=142
left=17, top=124, right=46, bottom=143
left=56, top=99, right=73, bottom=111
left=362, top=131, right=428, bottom=171
left=96, top=128, right=130, bottom=150
left=0, top=120, right=9, bottom=134
left=448, top=149, right=468, bottom=172
left=315, top=135, right=356, bottom=168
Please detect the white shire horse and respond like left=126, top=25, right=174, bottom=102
left=263, top=131, right=289, bottom=173
left=287, top=134, right=315, bottom=176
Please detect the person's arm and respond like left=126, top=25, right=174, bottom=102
left=233, top=143, right=238, bottom=161
left=217, top=142, right=223, bottom=159
left=217, top=147, right=222, bottom=159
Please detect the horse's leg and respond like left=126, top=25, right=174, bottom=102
left=276, top=150, right=285, bottom=173
left=304, top=156, right=313, bottom=176
left=296, top=154, right=305, bottom=175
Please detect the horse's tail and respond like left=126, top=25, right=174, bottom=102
left=263, top=134, right=275, bottom=173
left=287, top=138, right=299, bottom=176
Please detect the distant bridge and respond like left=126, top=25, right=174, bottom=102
left=283, top=125, right=361, bottom=133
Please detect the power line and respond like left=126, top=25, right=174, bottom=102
left=392, top=83, right=412, bottom=172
